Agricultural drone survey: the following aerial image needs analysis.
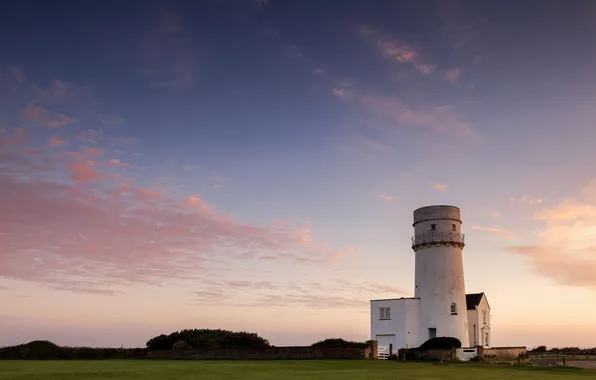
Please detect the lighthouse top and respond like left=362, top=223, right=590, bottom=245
left=413, top=205, right=461, bottom=226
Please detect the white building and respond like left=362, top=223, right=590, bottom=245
left=370, top=205, right=491, bottom=351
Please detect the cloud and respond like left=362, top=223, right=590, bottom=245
left=22, top=105, right=73, bottom=128
left=193, top=279, right=404, bottom=309
left=471, top=225, right=515, bottom=239
left=67, top=160, right=104, bottom=182
left=378, top=192, right=398, bottom=202
left=0, top=144, right=353, bottom=295
left=433, top=183, right=449, bottom=191
left=83, top=147, right=102, bottom=155
left=140, top=12, right=199, bottom=91
left=509, top=195, right=544, bottom=205
left=359, top=25, right=437, bottom=76
left=490, top=210, right=502, bottom=217
left=48, top=136, right=68, bottom=147
left=506, top=245, right=596, bottom=289
left=31, top=79, right=95, bottom=104
left=106, top=158, right=134, bottom=168
left=331, top=88, right=354, bottom=101
left=506, top=179, right=596, bottom=289
left=445, top=68, right=461, bottom=84
left=332, top=88, right=480, bottom=143
left=312, top=67, right=325, bottom=75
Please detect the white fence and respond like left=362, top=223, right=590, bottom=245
left=377, top=345, right=389, bottom=360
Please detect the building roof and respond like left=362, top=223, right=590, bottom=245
left=370, top=297, right=420, bottom=302
left=465, top=292, right=485, bottom=310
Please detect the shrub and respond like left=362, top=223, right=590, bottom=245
left=0, top=341, right=148, bottom=360
left=146, top=329, right=271, bottom=350
left=172, top=340, right=191, bottom=350
left=419, top=337, right=462, bottom=350
left=310, top=338, right=369, bottom=348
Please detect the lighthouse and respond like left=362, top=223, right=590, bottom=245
left=411, top=205, right=470, bottom=347
left=370, top=205, right=488, bottom=351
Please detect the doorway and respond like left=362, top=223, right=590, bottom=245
left=428, top=328, right=437, bottom=339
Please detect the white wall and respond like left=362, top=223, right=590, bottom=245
left=478, top=295, right=491, bottom=347
left=467, top=309, right=479, bottom=346
left=413, top=206, right=469, bottom=347
left=370, top=298, right=420, bottom=351
left=466, top=294, right=491, bottom=347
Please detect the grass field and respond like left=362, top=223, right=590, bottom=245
left=0, top=360, right=593, bottom=380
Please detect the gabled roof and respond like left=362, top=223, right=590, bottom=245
left=465, top=292, right=486, bottom=310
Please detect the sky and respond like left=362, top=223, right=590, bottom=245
left=1, top=0, right=596, bottom=349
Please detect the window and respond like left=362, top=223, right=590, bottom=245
left=450, top=302, right=457, bottom=315
left=428, top=328, right=437, bottom=339
left=482, top=310, right=487, bottom=324
left=379, top=307, right=391, bottom=320
left=452, top=224, right=456, bottom=231
left=484, top=332, right=489, bottom=347
left=430, top=224, right=436, bottom=230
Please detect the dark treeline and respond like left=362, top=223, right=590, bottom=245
left=528, top=346, right=596, bottom=355
left=0, top=329, right=371, bottom=360
left=0, top=341, right=147, bottom=360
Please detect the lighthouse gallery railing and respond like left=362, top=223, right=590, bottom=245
left=411, top=231, right=465, bottom=250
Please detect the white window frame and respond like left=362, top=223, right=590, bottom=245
left=379, top=307, right=391, bottom=320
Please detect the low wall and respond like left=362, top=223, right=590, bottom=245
left=480, top=346, right=526, bottom=359
left=147, top=345, right=373, bottom=360
left=397, top=348, right=454, bottom=361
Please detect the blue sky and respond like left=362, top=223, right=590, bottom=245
left=1, top=0, right=596, bottom=348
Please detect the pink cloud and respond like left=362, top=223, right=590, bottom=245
left=0, top=146, right=352, bottom=294
left=68, top=160, right=104, bottom=182
left=83, top=147, right=102, bottom=155
left=377, top=192, right=397, bottom=202
left=359, top=26, right=437, bottom=76
left=337, top=91, right=481, bottom=142
left=22, top=105, right=72, bottom=128
left=433, top=182, right=449, bottom=191
left=506, top=180, right=596, bottom=289
left=22, top=105, right=47, bottom=122
left=506, top=245, right=596, bottom=289
left=471, top=225, right=515, bottom=239
left=193, top=279, right=401, bottom=309
left=48, top=136, right=68, bottom=147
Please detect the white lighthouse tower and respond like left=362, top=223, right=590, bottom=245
left=411, top=205, right=470, bottom=347
left=370, top=205, right=488, bottom=352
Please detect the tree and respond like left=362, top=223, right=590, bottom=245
left=146, top=329, right=271, bottom=350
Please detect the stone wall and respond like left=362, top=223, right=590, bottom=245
left=147, top=345, right=374, bottom=360
left=480, top=346, right=526, bottom=359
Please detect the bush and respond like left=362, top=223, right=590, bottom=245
left=0, top=341, right=148, bottom=360
left=419, top=337, right=462, bottom=350
left=172, top=340, right=191, bottom=350
left=310, top=338, right=369, bottom=348
left=146, top=329, right=271, bottom=350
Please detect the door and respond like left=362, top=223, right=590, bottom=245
left=375, top=334, right=395, bottom=350
left=428, top=328, right=437, bottom=339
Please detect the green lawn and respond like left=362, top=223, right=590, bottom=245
left=0, top=360, right=593, bottom=380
